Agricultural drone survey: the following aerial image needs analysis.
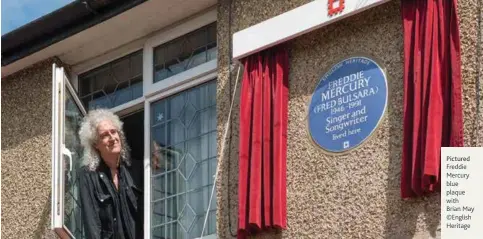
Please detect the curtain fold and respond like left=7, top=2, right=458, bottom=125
left=401, top=0, right=464, bottom=199
left=238, top=45, right=288, bottom=238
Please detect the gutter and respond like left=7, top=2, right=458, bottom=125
left=1, top=0, right=147, bottom=67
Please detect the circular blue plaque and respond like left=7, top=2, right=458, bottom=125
left=308, top=56, right=388, bottom=153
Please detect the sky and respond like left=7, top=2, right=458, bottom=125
left=2, top=0, right=74, bottom=35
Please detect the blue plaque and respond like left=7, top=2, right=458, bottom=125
left=308, top=56, right=388, bottom=153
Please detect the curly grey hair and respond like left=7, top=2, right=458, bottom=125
left=78, top=108, right=131, bottom=171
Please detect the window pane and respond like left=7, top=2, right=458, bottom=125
left=64, top=88, right=86, bottom=238
left=153, top=23, right=217, bottom=83
left=150, top=80, right=217, bottom=238
left=79, top=50, right=143, bottom=110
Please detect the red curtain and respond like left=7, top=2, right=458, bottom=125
left=401, top=0, right=464, bottom=199
left=238, top=45, right=288, bottom=238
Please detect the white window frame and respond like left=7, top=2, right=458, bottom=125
left=70, top=9, right=217, bottom=117
left=51, top=63, right=87, bottom=239
left=142, top=9, right=217, bottom=239
left=70, top=46, right=146, bottom=118
left=61, top=8, right=218, bottom=239
left=143, top=71, right=217, bottom=239
left=142, top=9, right=217, bottom=98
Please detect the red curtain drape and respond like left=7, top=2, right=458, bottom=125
left=401, top=0, right=464, bottom=199
left=238, top=45, right=288, bottom=238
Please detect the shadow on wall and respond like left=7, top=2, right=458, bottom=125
left=217, top=61, right=243, bottom=239
left=216, top=0, right=442, bottom=238
left=384, top=81, right=442, bottom=239
left=382, top=12, right=441, bottom=236
left=33, top=192, right=58, bottom=239
left=291, top=1, right=442, bottom=237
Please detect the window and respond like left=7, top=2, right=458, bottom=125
left=78, top=50, right=143, bottom=110
left=153, top=23, right=217, bottom=83
left=150, top=81, right=217, bottom=238
left=51, top=9, right=217, bottom=239
left=51, top=64, right=87, bottom=238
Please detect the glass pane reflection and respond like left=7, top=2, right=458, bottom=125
left=153, top=23, right=217, bottom=83
left=150, top=80, right=217, bottom=238
left=64, top=88, right=86, bottom=238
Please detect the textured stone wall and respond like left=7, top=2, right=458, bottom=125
left=216, top=0, right=481, bottom=239
left=479, top=2, right=483, bottom=147
left=461, top=0, right=483, bottom=147
left=1, top=1, right=480, bottom=238
left=2, top=59, right=59, bottom=239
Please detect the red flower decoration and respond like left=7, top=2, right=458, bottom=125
left=328, top=0, right=345, bottom=16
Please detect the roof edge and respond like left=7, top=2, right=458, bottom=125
left=1, top=0, right=147, bottom=67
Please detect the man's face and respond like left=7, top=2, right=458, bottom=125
left=95, top=120, right=122, bottom=157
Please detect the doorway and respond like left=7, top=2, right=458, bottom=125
left=121, top=109, right=144, bottom=239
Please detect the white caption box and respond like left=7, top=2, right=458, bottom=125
left=441, top=147, right=483, bottom=239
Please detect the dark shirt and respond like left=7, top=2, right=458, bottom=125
left=79, top=160, right=142, bottom=239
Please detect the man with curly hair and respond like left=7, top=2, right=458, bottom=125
left=78, top=109, right=141, bottom=239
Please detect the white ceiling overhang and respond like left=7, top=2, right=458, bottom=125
left=2, top=0, right=217, bottom=77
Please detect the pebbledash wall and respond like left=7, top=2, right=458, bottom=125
left=1, top=1, right=481, bottom=239
left=216, top=1, right=482, bottom=239
left=1, top=59, right=61, bottom=239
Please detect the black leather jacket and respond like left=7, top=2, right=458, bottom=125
left=79, top=161, right=142, bottom=239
